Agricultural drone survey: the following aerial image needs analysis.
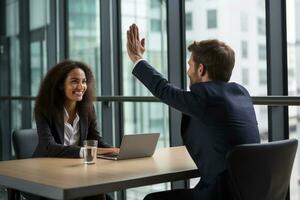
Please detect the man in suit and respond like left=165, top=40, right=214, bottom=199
left=126, top=24, right=260, bottom=200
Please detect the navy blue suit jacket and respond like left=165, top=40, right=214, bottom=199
left=133, top=60, right=260, bottom=195
left=33, top=108, right=110, bottom=158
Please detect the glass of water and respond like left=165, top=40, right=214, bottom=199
left=83, top=140, right=98, bottom=164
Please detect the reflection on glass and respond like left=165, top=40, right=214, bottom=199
left=287, top=0, right=300, bottom=199
left=122, top=0, right=169, bottom=198
left=68, top=0, right=102, bottom=131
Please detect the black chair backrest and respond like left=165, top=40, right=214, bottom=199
left=12, top=129, right=38, bottom=159
left=226, top=139, right=298, bottom=200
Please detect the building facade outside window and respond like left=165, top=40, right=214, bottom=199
left=241, top=40, right=248, bottom=59
left=186, top=12, right=193, bottom=31
left=257, top=17, right=265, bottom=35
left=207, top=9, right=217, bottom=29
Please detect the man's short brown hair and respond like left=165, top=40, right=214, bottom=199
left=188, top=39, right=235, bottom=82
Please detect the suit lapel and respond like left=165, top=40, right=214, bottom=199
left=79, top=115, right=88, bottom=146
left=54, top=120, right=64, bottom=144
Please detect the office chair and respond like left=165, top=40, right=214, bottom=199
left=12, top=129, right=38, bottom=159
left=9, top=129, right=38, bottom=200
left=226, top=139, right=298, bottom=200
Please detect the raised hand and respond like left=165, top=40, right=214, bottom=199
left=127, top=24, right=145, bottom=63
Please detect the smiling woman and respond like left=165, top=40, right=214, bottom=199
left=18, top=60, right=119, bottom=200
left=33, top=60, right=118, bottom=158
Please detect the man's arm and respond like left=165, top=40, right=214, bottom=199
left=127, top=24, right=206, bottom=118
left=132, top=60, right=205, bottom=118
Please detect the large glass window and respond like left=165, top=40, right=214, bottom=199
left=29, top=0, right=49, bottom=127
left=6, top=0, right=19, bottom=36
left=121, top=0, right=169, bottom=199
left=185, top=0, right=267, bottom=138
left=6, top=0, right=21, bottom=132
left=287, top=0, right=300, bottom=199
left=68, top=0, right=102, bottom=131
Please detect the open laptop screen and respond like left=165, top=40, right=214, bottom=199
left=97, top=133, right=160, bottom=160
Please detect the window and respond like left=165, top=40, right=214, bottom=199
left=150, top=0, right=160, bottom=8
left=121, top=0, right=169, bottom=198
left=242, top=68, right=249, bottom=85
left=151, top=19, right=161, bottom=32
left=207, top=9, right=217, bottom=29
left=257, top=17, right=265, bottom=35
left=6, top=0, right=19, bottom=36
left=186, top=12, right=193, bottom=31
left=68, top=0, right=102, bottom=130
left=6, top=0, right=21, bottom=132
left=29, top=0, right=50, bottom=30
left=258, top=44, right=266, bottom=60
left=241, top=41, right=248, bottom=59
left=240, top=12, right=248, bottom=32
left=258, top=69, right=267, bottom=85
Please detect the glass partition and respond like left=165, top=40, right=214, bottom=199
left=68, top=0, right=102, bottom=131
left=7, top=0, right=22, bottom=132
left=121, top=0, right=169, bottom=198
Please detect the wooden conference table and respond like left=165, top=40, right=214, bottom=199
left=0, top=146, right=199, bottom=199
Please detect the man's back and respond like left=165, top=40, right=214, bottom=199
left=181, top=81, right=260, bottom=183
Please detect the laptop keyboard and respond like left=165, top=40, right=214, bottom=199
left=99, top=153, right=119, bottom=157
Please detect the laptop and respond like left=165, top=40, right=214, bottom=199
left=97, top=133, right=160, bottom=160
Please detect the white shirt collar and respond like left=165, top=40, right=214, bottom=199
left=63, top=107, right=79, bottom=124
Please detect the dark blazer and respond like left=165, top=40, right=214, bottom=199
left=133, top=60, right=260, bottom=199
left=33, top=108, right=110, bottom=158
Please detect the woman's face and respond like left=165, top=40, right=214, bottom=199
left=64, top=68, right=87, bottom=105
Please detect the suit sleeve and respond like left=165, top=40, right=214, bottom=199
left=34, top=113, right=81, bottom=158
left=132, top=60, right=206, bottom=118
